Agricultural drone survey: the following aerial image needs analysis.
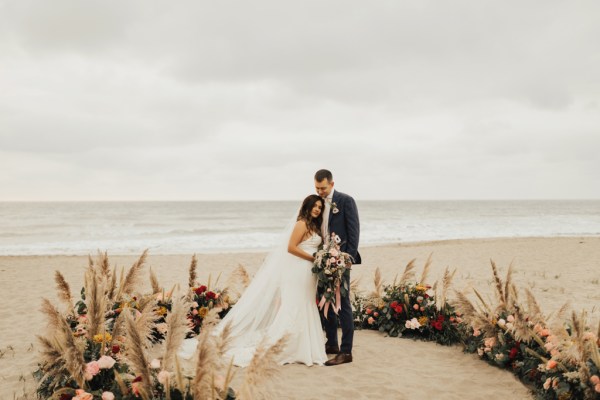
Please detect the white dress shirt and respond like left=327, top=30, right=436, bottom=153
left=321, top=188, right=335, bottom=240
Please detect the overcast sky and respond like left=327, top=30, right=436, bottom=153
left=1, top=1, right=599, bottom=201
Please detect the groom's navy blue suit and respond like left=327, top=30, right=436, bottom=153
left=324, top=190, right=360, bottom=354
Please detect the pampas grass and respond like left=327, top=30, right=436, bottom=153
left=117, top=249, right=148, bottom=298
left=54, top=271, right=73, bottom=312
left=124, top=310, right=153, bottom=399
left=85, top=268, right=107, bottom=340
left=189, top=254, right=198, bottom=288
left=398, top=258, right=416, bottom=285
left=237, top=335, right=288, bottom=400
left=162, top=298, right=191, bottom=371
left=150, top=268, right=161, bottom=294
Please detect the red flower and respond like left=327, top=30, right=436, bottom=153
left=205, top=291, right=217, bottom=300
left=195, top=285, right=207, bottom=295
left=112, top=344, right=120, bottom=354
left=59, top=394, right=73, bottom=400
left=432, top=321, right=443, bottom=331
left=394, top=305, right=403, bottom=314
left=509, top=347, right=519, bottom=360
left=390, top=301, right=398, bottom=309
left=133, top=376, right=143, bottom=383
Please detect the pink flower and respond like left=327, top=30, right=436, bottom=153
left=74, top=389, right=93, bottom=400
left=365, top=308, right=372, bottom=315
left=595, top=383, right=600, bottom=393
left=540, top=328, right=550, bottom=337
left=590, top=375, right=600, bottom=385
left=373, top=312, right=379, bottom=317
left=192, top=309, right=199, bottom=315
left=98, top=355, right=116, bottom=369
left=473, top=328, right=481, bottom=337
left=85, top=361, right=100, bottom=380
left=102, top=392, right=115, bottom=400
left=367, top=317, right=375, bottom=325
left=507, top=315, right=515, bottom=322
left=413, top=304, right=419, bottom=310
left=547, top=360, right=557, bottom=369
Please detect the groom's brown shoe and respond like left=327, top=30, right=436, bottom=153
left=325, top=345, right=340, bottom=355
left=324, top=353, right=352, bottom=366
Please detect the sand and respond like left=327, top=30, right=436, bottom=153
left=1, top=236, right=599, bottom=399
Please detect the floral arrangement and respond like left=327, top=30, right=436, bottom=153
left=33, top=252, right=279, bottom=400
left=312, top=233, right=353, bottom=316
left=353, top=259, right=463, bottom=345
left=453, top=262, right=600, bottom=400
left=187, top=283, right=231, bottom=337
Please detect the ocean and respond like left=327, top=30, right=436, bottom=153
left=0, top=200, right=599, bottom=256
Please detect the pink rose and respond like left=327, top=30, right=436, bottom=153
left=367, top=317, right=375, bottom=325
left=595, top=383, right=600, bottom=393
left=590, top=375, right=600, bottom=385
left=85, top=361, right=100, bottom=380
left=365, top=308, right=372, bottom=315
left=373, top=312, right=379, bottom=317
left=413, top=304, right=419, bottom=310
left=98, top=355, right=116, bottom=369
left=102, top=392, right=115, bottom=400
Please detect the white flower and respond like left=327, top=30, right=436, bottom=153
left=497, top=318, right=506, bottom=328
left=404, top=318, right=421, bottom=330
left=97, top=355, right=116, bottom=369
left=334, top=235, right=341, bottom=243
left=102, top=392, right=115, bottom=400
left=150, top=359, right=161, bottom=369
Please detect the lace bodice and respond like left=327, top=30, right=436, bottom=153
left=299, top=233, right=322, bottom=254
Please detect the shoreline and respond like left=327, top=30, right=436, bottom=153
left=1, top=234, right=598, bottom=258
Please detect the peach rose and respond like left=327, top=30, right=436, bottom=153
left=595, top=383, right=600, bottom=393
left=543, top=378, right=551, bottom=390
left=102, top=392, right=115, bottom=400
left=367, top=317, right=375, bottom=325
left=507, top=315, right=515, bottom=322
left=546, top=360, right=557, bottom=369
left=590, top=375, right=600, bottom=385
left=540, top=329, right=550, bottom=337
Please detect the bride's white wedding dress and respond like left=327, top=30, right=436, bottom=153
left=178, top=232, right=327, bottom=367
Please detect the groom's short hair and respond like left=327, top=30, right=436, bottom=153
left=314, top=169, right=333, bottom=182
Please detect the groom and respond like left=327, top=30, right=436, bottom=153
left=314, top=169, right=361, bottom=366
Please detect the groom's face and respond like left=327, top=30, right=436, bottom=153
left=315, top=178, right=334, bottom=198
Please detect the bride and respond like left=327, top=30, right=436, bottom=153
left=179, top=194, right=328, bottom=367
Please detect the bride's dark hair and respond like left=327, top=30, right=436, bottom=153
left=297, top=194, right=324, bottom=237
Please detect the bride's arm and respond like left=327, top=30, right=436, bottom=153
left=287, top=221, right=315, bottom=262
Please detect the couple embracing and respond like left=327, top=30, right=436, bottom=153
left=212, top=169, right=360, bottom=367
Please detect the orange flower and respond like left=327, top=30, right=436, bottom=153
left=546, top=360, right=557, bottom=369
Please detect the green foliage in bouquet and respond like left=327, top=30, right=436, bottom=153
left=312, top=233, right=353, bottom=314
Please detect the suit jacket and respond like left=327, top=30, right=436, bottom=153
left=327, top=190, right=361, bottom=264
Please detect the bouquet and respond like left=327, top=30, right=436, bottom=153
left=312, top=233, right=353, bottom=317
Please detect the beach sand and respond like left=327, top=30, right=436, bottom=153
left=1, top=236, right=599, bottom=399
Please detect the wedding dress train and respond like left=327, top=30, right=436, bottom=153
left=178, top=233, right=327, bottom=367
